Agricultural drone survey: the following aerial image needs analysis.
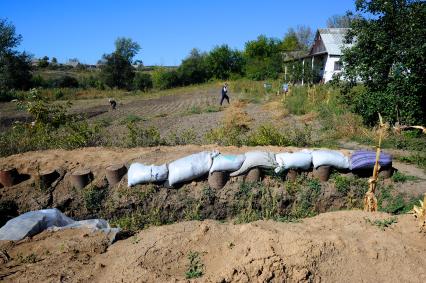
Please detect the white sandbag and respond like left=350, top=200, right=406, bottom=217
left=311, top=150, right=350, bottom=169
left=274, top=151, right=312, bottom=173
left=0, top=208, right=120, bottom=242
left=127, top=163, right=168, bottom=186
left=210, top=154, right=246, bottom=173
left=230, top=151, right=277, bottom=177
left=168, top=151, right=219, bottom=186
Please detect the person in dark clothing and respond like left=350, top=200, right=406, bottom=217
left=108, top=98, right=117, bottom=110
left=220, top=83, right=230, bottom=106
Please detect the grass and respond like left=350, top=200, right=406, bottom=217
left=17, top=253, right=38, bottom=264
left=364, top=217, right=398, bottom=230
left=395, top=153, right=426, bottom=172
left=83, top=185, right=108, bottom=211
left=391, top=171, right=419, bottom=183
left=377, top=184, right=423, bottom=214
left=185, top=251, right=204, bottom=279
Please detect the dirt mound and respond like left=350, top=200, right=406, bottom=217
left=1, top=211, right=425, bottom=282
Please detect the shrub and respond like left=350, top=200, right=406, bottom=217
left=151, top=67, right=179, bottom=90
left=133, top=72, right=153, bottom=91
left=51, top=75, right=79, bottom=88
left=84, top=186, right=107, bottom=211
left=126, top=123, right=164, bottom=147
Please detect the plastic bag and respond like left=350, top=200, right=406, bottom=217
left=230, top=151, right=276, bottom=177
left=168, top=151, right=219, bottom=186
left=210, top=154, right=246, bottom=173
left=128, top=163, right=168, bottom=186
left=311, top=150, right=350, bottom=169
left=275, top=151, right=312, bottom=173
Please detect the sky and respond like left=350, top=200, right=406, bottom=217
left=1, top=0, right=356, bottom=66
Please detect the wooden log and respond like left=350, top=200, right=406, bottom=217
left=286, top=169, right=298, bottom=182
left=70, top=168, right=92, bottom=189
left=378, top=167, right=393, bottom=179
left=244, top=167, right=261, bottom=183
left=208, top=171, right=228, bottom=190
left=313, top=166, right=331, bottom=182
left=0, top=168, right=19, bottom=187
left=39, top=169, right=60, bottom=189
left=105, top=164, right=127, bottom=186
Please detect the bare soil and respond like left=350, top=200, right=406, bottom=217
left=1, top=210, right=425, bottom=282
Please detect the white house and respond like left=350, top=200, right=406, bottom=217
left=284, top=28, right=352, bottom=84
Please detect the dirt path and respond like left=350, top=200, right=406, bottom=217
left=1, top=211, right=425, bottom=282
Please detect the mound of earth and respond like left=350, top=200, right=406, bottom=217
left=0, top=210, right=425, bottom=282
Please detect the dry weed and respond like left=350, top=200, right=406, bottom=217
left=223, top=100, right=252, bottom=129
left=262, top=100, right=289, bottom=120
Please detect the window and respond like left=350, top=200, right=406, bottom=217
left=334, top=61, right=342, bottom=71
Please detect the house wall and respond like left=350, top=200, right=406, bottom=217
left=323, top=55, right=342, bottom=82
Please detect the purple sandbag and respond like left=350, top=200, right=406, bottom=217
left=350, top=150, right=392, bottom=170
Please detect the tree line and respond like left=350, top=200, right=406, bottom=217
left=0, top=0, right=425, bottom=125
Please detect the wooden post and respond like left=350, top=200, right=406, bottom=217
left=71, top=168, right=92, bottom=189
left=105, top=164, right=127, bottom=186
left=302, top=59, right=305, bottom=86
left=0, top=168, right=19, bottom=187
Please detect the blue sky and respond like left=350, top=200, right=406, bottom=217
left=1, top=0, right=356, bottom=66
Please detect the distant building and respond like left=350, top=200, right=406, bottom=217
left=284, top=28, right=352, bottom=84
left=66, top=58, right=80, bottom=68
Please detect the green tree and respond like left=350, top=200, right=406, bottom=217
left=0, top=19, right=32, bottom=100
left=38, top=56, right=49, bottom=68
left=244, top=35, right=283, bottom=80
left=206, top=45, right=244, bottom=80
left=281, top=31, right=302, bottom=52
left=100, top=52, right=135, bottom=89
left=152, top=67, right=179, bottom=90
left=115, top=37, right=141, bottom=62
left=100, top=37, right=141, bottom=89
left=178, top=48, right=209, bottom=85
left=342, top=0, right=426, bottom=125
left=133, top=72, right=153, bottom=91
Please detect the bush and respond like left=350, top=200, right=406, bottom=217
left=51, top=75, right=79, bottom=88
left=151, top=67, right=179, bottom=90
left=133, top=72, right=153, bottom=91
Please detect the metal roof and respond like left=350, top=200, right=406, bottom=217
left=312, top=28, right=351, bottom=56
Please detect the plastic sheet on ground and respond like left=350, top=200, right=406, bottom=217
left=0, top=208, right=120, bottom=242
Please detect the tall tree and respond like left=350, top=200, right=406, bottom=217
left=286, top=25, right=314, bottom=51
left=114, top=37, right=141, bottom=63
left=327, top=13, right=360, bottom=28
left=0, top=19, right=32, bottom=99
left=100, top=37, right=141, bottom=89
left=206, top=45, right=244, bottom=80
left=342, top=0, right=425, bottom=125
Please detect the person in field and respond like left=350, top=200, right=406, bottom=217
left=220, top=82, right=230, bottom=106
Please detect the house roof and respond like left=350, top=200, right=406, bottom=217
left=311, top=28, right=351, bottom=56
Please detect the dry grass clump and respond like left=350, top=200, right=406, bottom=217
left=223, top=100, right=252, bottom=129
left=412, top=193, right=426, bottom=232
left=263, top=100, right=289, bottom=120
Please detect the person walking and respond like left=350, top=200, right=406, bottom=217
left=220, top=82, right=230, bottom=106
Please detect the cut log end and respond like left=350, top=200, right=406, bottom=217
left=106, top=164, right=127, bottom=186
left=71, top=168, right=92, bottom=189
left=313, top=166, right=331, bottom=182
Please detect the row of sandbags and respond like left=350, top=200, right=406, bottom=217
left=0, top=208, right=120, bottom=241
left=128, top=149, right=392, bottom=187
